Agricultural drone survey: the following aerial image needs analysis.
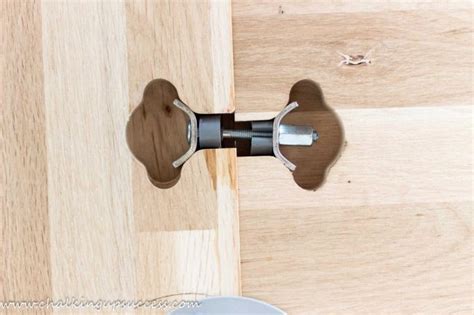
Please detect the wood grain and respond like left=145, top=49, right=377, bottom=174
left=1, top=0, right=51, bottom=306
left=1, top=0, right=239, bottom=311
left=125, top=0, right=240, bottom=298
left=0, top=0, right=472, bottom=314
left=41, top=0, right=136, bottom=300
left=232, top=0, right=472, bottom=16
left=240, top=200, right=472, bottom=314
left=233, top=1, right=473, bottom=313
left=239, top=106, right=472, bottom=210
left=238, top=105, right=472, bottom=313
left=126, top=0, right=234, bottom=114
left=232, top=1, right=473, bottom=112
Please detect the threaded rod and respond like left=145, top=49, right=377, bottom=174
left=222, top=129, right=272, bottom=139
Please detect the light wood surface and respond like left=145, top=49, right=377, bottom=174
left=125, top=0, right=240, bottom=300
left=41, top=0, right=138, bottom=302
left=1, top=0, right=52, bottom=306
left=233, top=1, right=473, bottom=313
left=1, top=0, right=239, bottom=312
left=233, top=0, right=472, bottom=112
left=1, top=0, right=472, bottom=314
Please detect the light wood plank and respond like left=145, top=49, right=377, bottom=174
left=233, top=4, right=473, bottom=111
left=126, top=0, right=234, bottom=114
left=233, top=0, right=472, bottom=16
left=125, top=0, right=240, bottom=297
left=234, top=9, right=472, bottom=312
left=0, top=0, right=52, bottom=305
left=238, top=106, right=472, bottom=210
left=41, top=1, right=136, bottom=300
left=238, top=105, right=472, bottom=313
left=138, top=230, right=219, bottom=299
left=240, top=201, right=472, bottom=314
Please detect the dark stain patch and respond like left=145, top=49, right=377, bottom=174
left=164, top=105, right=172, bottom=116
left=347, top=180, right=351, bottom=183
left=441, top=27, right=471, bottom=35
left=204, top=150, right=217, bottom=191
left=278, top=5, right=284, bottom=14
left=416, top=213, right=424, bottom=217
left=141, top=102, right=147, bottom=119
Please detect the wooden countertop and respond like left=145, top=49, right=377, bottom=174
left=1, top=1, right=472, bottom=314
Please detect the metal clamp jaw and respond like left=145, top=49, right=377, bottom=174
left=173, top=99, right=318, bottom=172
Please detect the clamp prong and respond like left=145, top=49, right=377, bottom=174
left=172, top=99, right=198, bottom=168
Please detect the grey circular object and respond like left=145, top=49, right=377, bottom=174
left=198, top=116, right=222, bottom=149
left=169, top=296, right=285, bottom=315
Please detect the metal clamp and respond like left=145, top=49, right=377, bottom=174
left=172, top=99, right=198, bottom=168
left=172, top=100, right=318, bottom=172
